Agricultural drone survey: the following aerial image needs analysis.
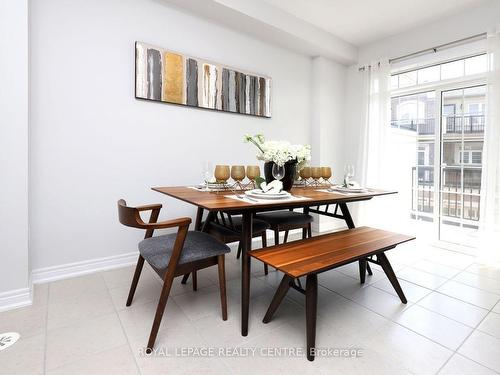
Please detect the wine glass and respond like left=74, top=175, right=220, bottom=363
left=301, top=167, right=311, bottom=186
left=272, top=163, right=285, bottom=181
left=202, top=161, right=213, bottom=189
left=311, top=167, right=321, bottom=186
left=344, top=165, right=355, bottom=187
left=246, top=165, right=260, bottom=188
left=321, top=167, right=332, bottom=186
left=230, top=165, right=246, bottom=189
left=214, top=165, right=230, bottom=184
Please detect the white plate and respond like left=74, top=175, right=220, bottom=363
left=245, top=189, right=291, bottom=199
left=331, top=187, right=367, bottom=193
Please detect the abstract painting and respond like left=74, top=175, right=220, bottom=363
left=135, top=42, right=272, bottom=117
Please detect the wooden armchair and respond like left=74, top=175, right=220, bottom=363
left=118, top=199, right=230, bottom=352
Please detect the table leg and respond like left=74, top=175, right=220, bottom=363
left=194, top=207, right=204, bottom=231
left=241, top=211, right=253, bottom=336
left=338, top=203, right=371, bottom=282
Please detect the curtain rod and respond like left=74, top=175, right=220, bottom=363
left=358, top=32, right=487, bottom=71
left=389, top=32, right=487, bottom=64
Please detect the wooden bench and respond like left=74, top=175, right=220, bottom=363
left=250, top=226, right=415, bottom=361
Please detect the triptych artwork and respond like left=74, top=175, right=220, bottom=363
left=135, top=42, right=272, bottom=117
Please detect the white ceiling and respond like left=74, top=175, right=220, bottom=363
left=261, top=0, right=491, bottom=45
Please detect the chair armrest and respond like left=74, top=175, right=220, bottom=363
left=141, top=217, right=192, bottom=230
left=136, top=203, right=163, bottom=212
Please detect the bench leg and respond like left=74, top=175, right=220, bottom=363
left=378, top=252, right=407, bottom=304
left=366, top=262, right=373, bottom=275
left=358, top=259, right=367, bottom=284
left=263, top=275, right=293, bottom=323
left=306, top=274, right=318, bottom=361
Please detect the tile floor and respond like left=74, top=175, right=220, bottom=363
left=2, top=239, right=500, bottom=374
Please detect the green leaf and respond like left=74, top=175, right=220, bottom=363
left=255, top=176, right=265, bottom=189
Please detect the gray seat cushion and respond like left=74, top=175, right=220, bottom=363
left=138, top=231, right=230, bottom=272
left=256, top=211, right=313, bottom=226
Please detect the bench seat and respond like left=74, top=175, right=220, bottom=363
left=250, top=226, right=415, bottom=361
left=251, top=226, right=414, bottom=278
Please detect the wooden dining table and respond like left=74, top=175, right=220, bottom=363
left=152, top=186, right=396, bottom=336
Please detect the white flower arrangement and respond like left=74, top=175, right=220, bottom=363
left=244, top=134, right=311, bottom=169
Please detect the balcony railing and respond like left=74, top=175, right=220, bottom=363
left=391, top=115, right=485, bottom=135
left=444, top=115, right=485, bottom=134
left=411, top=166, right=481, bottom=221
left=391, top=118, right=434, bottom=134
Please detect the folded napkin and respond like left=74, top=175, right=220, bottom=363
left=260, top=180, right=283, bottom=193
left=343, top=180, right=362, bottom=189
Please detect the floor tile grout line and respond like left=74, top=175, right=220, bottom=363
left=102, top=270, right=144, bottom=375
left=435, top=295, right=500, bottom=375
left=318, top=273, right=465, bottom=350
left=257, top=253, right=499, bottom=372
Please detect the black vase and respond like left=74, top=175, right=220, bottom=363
left=263, top=160, right=297, bottom=191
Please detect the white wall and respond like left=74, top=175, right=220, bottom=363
left=29, top=0, right=316, bottom=270
left=310, top=56, right=347, bottom=231
left=0, top=0, right=31, bottom=302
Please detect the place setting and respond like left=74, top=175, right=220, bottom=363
left=316, top=165, right=373, bottom=195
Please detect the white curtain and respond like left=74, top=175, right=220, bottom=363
left=356, top=60, right=415, bottom=234
left=479, top=28, right=500, bottom=260
left=357, top=61, right=391, bottom=190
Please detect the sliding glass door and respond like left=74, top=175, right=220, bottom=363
left=439, top=85, right=486, bottom=246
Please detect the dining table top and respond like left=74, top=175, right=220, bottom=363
left=151, top=186, right=397, bottom=212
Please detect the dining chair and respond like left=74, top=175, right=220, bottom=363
left=254, top=209, right=313, bottom=246
left=205, top=211, right=271, bottom=275
left=117, top=199, right=230, bottom=352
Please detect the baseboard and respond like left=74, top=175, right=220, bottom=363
left=32, top=251, right=139, bottom=284
left=0, top=287, right=32, bottom=312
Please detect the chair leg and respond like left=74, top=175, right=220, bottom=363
left=181, top=273, right=190, bottom=284
left=283, top=230, right=289, bottom=244
left=262, top=233, right=269, bottom=275
left=146, top=272, right=176, bottom=352
left=263, top=275, right=293, bottom=323
left=236, top=242, right=242, bottom=259
left=192, top=270, right=197, bottom=291
left=217, top=255, right=228, bottom=321
left=302, top=227, right=307, bottom=239
left=274, top=229, right=280, bottom=246
left=359, top=259, right=367, bottom=284
left=306, top=274, right=318, bottom=362
left=307, top=223, right=312, bottom=238
left=378, top=252, right=407, bottom=304
left=126, top=255, right=144, bottom=307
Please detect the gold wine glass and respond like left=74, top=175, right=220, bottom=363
left=214, top=165, right=230, bottom=184
left=231, top=165, right=246, bottom=189
left=246, top=165, right=260, bottom=188
left=321, top=167, right=332, bottom=186
left=311, top=167, right=321, bottom=186
left=301, top=167, right=312, bottom=186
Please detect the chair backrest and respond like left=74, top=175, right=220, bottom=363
left=117, top=199, right=144, bottom=229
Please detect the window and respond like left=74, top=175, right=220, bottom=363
left=391, top=54, right=487, bottom=90
left=472, top=151, right=482, bottom=164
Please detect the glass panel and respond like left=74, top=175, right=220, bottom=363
left=441, top=60, right=464, bottom=80
left=463, top=86, right=486, bottom=134
left=439, top=85, right=486, bottom=246
left=418, top=65, right=440, bottom=84
left=398, top=71, right=417, bottom=88
left=390, top=55, right=486, bottom=92
left=465, top=55, right=487, bottom=76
